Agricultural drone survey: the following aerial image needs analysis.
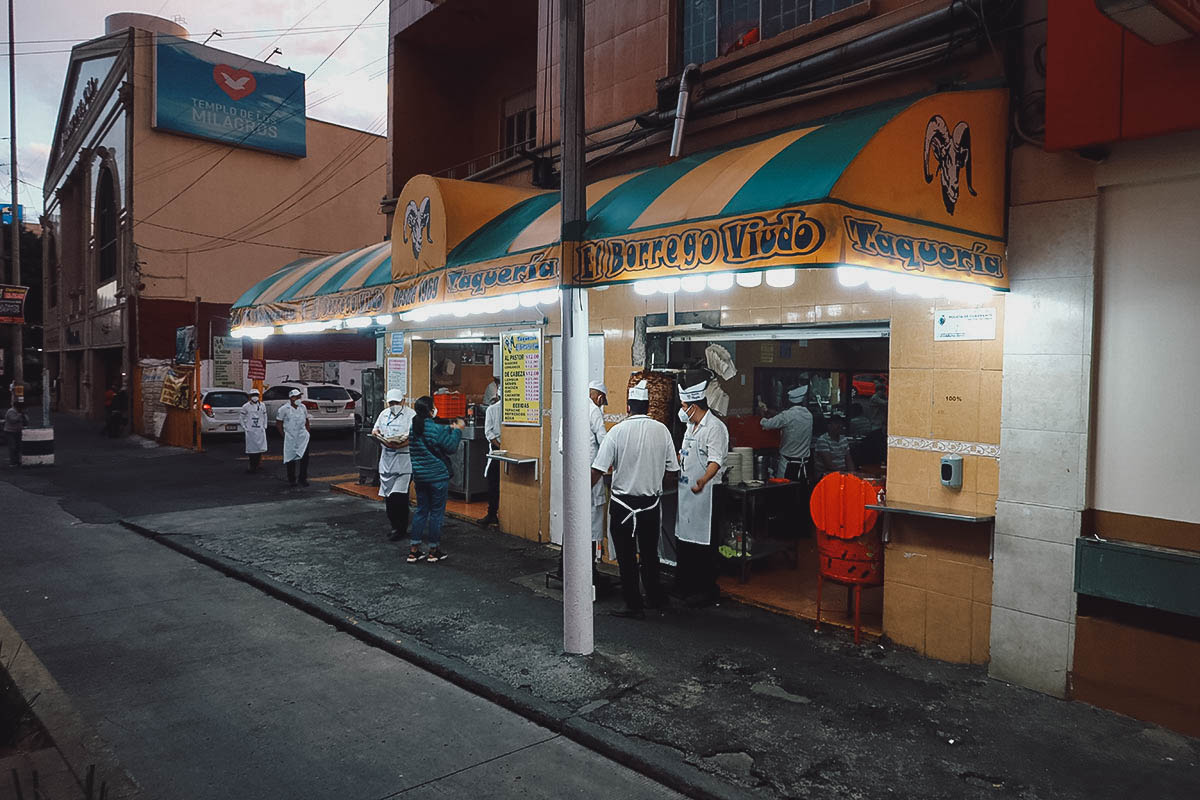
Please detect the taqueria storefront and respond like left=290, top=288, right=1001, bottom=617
left=231, top=89, right=1009, bottom=664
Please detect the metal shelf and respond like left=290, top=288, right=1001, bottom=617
left=486, top=452, right=539, bottom=480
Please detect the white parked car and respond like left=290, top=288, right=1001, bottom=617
left=261, top=382, right=357, bottom=431
left=201, top=388, right=251, bottom=435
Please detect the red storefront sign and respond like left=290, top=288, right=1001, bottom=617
left=0, top=284, right=29, bottom=324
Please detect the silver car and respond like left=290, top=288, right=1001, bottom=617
left=201, top=388, right=250, bottom=435
left=261, top=382, right=357, bottom=431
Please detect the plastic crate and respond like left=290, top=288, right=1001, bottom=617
left=433, top=392, right=466, bottom=418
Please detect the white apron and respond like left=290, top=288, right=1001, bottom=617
left=241, top=402, right=268, bottom=454
left=676, top=424, right=715, bottom=546
left=278, top=403, right=311, bottom=463
left=375, top=407, right=414, bottom=497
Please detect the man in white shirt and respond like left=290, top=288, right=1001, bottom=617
left=591, top=380, right=680, bottom=619
left=760, top=383, right=813, bottom=481
left=675, top=377, right=730, bottom=607
left=478, top=390, right=503, bottom=526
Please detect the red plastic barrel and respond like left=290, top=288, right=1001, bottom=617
left=809, top=473, right=884, bottom=586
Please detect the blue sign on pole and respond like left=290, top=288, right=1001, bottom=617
left=153, top=35, right=306, bottom=158
left=1, top=205, right=22, bottom=225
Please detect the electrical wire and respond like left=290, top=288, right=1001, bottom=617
left=134, top=219, right=341, bottom=254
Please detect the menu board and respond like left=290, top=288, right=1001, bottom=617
left=501, top=330, right=541, bottom=426
left=387, top=357, right=408, bottom=397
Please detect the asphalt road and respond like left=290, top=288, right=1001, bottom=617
left=0, top=486, right=681, bottom=800
left=0, top=417, right=682, bottom=799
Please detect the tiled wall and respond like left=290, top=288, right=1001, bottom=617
left=537, top=0, right=670, bottom=144
left=883, top=516, right=993, bottom=664
left=989, top=145, right=1098, bottom=697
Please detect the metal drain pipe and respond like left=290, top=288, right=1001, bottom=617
left=669, top=63, right=700, bottom=158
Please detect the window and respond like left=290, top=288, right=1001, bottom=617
left=204, top=391, right=249, bottom=408
left=262, top=386, right=291, bottom=401
left=682, top=0, right=865, bottom=64
left=96, top=165, right=118, bottom=283
left=306, top=386, right=350, bottom=401
left=501, top=89, right=537, bottom=160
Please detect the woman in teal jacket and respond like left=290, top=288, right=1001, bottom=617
left=407, top=396, right=464, bottom=563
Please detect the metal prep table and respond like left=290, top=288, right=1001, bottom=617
left=449, top=424, right=489, bottom=501
left=715, top=481, right=804, bottom=583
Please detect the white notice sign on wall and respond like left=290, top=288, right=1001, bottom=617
left=934, top=308, right=996, bottom=341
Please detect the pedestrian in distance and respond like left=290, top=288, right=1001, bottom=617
left=240, top=389, right=269, bottom=473
left=275, top=388, right=311, bottom=487
left=5, top=397, right=29, bottom=467
left=373, top=388, right=416, bottom=542
left=590, top=379, right=681, bottom=619
left=477, top=388, right=502, bottom=527
left=407, top=395, right=464, bottom=564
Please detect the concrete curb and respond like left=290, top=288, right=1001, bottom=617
left=0, top=612, right=142, bottom=799
left=119, top=519, right=755, bottom=800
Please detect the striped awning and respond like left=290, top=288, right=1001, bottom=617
left=232, top=88, right=1009, bottom=328
left=231, top=241, right=391, bottom=324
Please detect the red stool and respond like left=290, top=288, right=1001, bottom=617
left=810, top=473, right=884, bottom=644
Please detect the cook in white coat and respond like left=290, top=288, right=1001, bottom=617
left=675, top=378, right=730, bottom=607
left=373, top=388, right=416, bottom=541
left=275, top=389, right=311, bottom=487
left=478, top=390, right=503, bottom=526
left=240, top=389, right=269, bottom=473
left=586, top=380, right=609, bottom=544
left=760, top=383, right=813, bottom=480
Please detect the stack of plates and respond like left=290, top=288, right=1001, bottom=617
left=729, top=447, right=755, bottom=484
left=724, top=452, right=744, bottom=484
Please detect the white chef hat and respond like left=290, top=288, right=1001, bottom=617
left=628, top=379, right=649, bottom=401
left=386, top=388, right=405, bottom=404
left=678, top=380, right=707, bottom=403
left=787, top=384, right=808, bottom=403
left=288, top=388, right=302, bottom=398
left=588, top=380, right=608, bottom=395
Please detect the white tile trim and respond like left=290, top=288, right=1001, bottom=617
left=888, top=435, right=1000, bottom=459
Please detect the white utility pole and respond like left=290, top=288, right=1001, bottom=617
left=559, top=0, right=593, bottom=655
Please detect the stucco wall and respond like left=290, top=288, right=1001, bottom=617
left=130, top=29, right=388, bottom=304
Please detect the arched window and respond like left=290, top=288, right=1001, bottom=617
left=96, top=165, right=118, bottom=283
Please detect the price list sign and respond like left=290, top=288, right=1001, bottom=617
left=501, top=330, right=541, bottom=426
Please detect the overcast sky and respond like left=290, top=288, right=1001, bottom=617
left=1, top=0, right=388, bottom=213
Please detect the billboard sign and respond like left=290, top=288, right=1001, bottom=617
left=153, top=34, right=306, bottom=157
left=1, top=205, right=23, bottom=225
left=0, top=284, right=29, bottom=324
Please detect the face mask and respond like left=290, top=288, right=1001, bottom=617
left=250, top=397, right=259, bottom=404
left=677, top=407, right=691, bottom=424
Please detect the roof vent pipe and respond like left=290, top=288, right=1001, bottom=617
left=669, top=64, right=700, bottom=159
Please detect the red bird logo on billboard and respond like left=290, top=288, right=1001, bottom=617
left=213, top=65, right=257, bottom=100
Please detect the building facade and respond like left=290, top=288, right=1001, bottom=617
left=230, top=0, right=1200, bottom=736
left=41, top=14, right=386, bottom=429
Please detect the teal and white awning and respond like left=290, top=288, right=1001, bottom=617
left=231, top=241, right=392, bottom=327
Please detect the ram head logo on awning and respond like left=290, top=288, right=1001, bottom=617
left=923, top=115, right=975, bottom=216
left=404, top=196, right=433, bottom=259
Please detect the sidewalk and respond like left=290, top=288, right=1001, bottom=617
left=122, top=493, right=1200, bottom=800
